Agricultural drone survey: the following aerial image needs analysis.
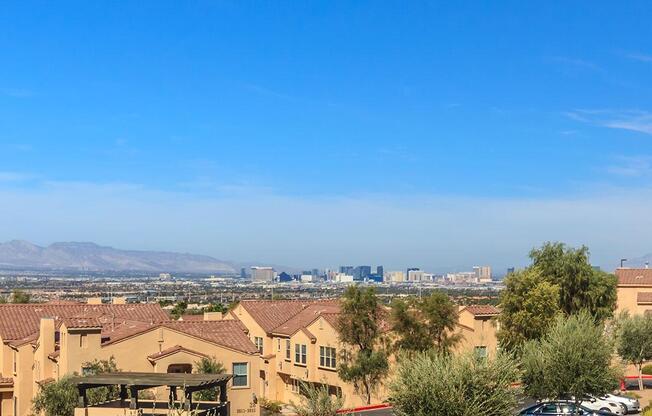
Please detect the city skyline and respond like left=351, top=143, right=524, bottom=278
left=1, top=2, right=652, bottom=271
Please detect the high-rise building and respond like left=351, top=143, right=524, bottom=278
left=357, top=266, right=371, bottom=280
left=407, top=268, right=425, bottom=282
left=376, top=265, right=384, bottom=277
left=473, top=266, right=492, bottom=282
left=240, top=268, right=247, bottom=279
left=507, top=267, right=515, bottom=275
left=251, top=266, right=276, bottom=282
left=339, top=266, right=354, bottom=275
left=384, top=271, right=405, bottom=282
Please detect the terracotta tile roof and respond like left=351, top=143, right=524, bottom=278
left=238, top=300, right=317, bottom=333
left=103, top=320, right=258, bottom=355
left=271, top=303, right=341, bottom=336
left=0, top=303, right=169, bottom=341
left=638, top=292, right=652, bottom=304
left=147, top=345, right=207, bottom=361
left=462, top=305, right=500, bottom=316
left=616, top=268, right=652, bottom=286
left=61, top=317, right=102, bottom=329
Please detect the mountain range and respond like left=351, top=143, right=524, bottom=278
left=0, top=240, right=239, bottom=274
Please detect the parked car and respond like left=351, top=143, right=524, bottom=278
left=579, top=396, right=626, bottom=415
left=518, top=401, right=617, bottom=415
left=594, top=394, right=640, bottom=414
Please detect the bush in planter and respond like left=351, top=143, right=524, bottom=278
left=259, top=398, right=283, bottom=415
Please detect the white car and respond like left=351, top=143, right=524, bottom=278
left=580, top=396, right=626, bottom=415
left=595, top=394, right=640, bottom=414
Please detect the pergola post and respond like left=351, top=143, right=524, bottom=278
left=77, top=387, right=88, bottom=408
left=184, top=390, right=193, bottom=411
left=219, top=382, right=228, bottom=416
left=119, top=385, right=128, bottom=408
left=129, top=386, right=139, bottom=410
left=169, top=386, right=178, bottom=405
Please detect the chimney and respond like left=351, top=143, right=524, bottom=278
left=203, top=312, right=223, bottom=321
left=38, top=318, right=56, bottom=381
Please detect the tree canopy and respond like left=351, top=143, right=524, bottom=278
left=193, top=356, right=226, bottom=401
left=391, top=291, right=461, bottom=354
left=337, top=285, right=389, bottom=405
left=520, top=312, right=619, bottom=414
left=498, top=242, right=617, bottom=351
left=615, top=313, right=652, bottom=390
left=390, top=351, right=520, bottom=416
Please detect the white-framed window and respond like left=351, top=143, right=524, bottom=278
left=254, top=336, right=263, bottom=354
left=285, top=339, right=291, bottom=360
left=295, top=344, right=307, bottom=365
left=291, top=378, right=300, bottom=393
left=232, top=362, right=248, bottom=387
left=277, top=338, right=281, bottom=352
left=319, top=346, right=337, bottom=369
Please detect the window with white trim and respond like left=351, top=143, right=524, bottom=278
left=232, top=362, right=248, bottom=387
left=254, top=336, right=263, bottom=354
left=319, top=346, right=337, bottom=369
left=285, top=339, right=291, bottom=360
left=295, top=344, right=307, bottom=365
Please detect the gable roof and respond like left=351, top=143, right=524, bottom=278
left=0, top=304, right=169, bottom=342
left=271, top=302, right=340, bottom=337
left=616, top=268, right=652, bottom=286
left=238, top=300, right=315, bottom=333
left=147, top=345, right=208, bottom=362
left=461, top=305, right=500, bottom=317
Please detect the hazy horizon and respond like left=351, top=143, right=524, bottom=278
left=1, top=2, right=651, bottom=272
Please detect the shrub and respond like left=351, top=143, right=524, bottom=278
left=642, top=364, right=652, bottom=375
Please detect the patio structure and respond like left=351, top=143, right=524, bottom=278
left=70, top=372, right=232, bottom=416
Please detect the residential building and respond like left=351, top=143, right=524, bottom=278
left=615, top=267, right=652, bottom=314
left=251, top=267, right=276, bottom=282
left=229, top=299, right=500, bottom=409
left=0, top=300, right=261, bottom=416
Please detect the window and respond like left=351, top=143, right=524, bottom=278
left=291, top=378, right=300, bottom=393
left=319, top=346, right=337, bottom=369
left=277, top=338, right=281, bottom=352
left=13, top=350, right=17, bottom=373
left=80, top=333, right=88, bottom=348
left=295, top=344, right=307, bottom=365
left=474, top=346, right=487, bottom=359
left=232, top=363, right=248, bottom=387
left=254, top=337, right=263, bottom=354
left=285, top=340, right=291, bottom=360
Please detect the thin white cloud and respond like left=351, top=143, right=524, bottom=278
left=606, top=156, right=652, bottom=177
left=0, top=172, right=33, bottom=182
left=567, top=109, right=652, bottom=136
left=625, top=52, right=652, bottom=63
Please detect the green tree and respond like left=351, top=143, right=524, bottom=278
left=391, top=292, right=461, bottom=354
left=615, top=313, right=652, bottom=390
left=170, top=301, right=188, bottom=319
left=337, top=286, right=389, bottom=405
left=193, top=357, right=226, bottom=401
left=32, top=377, right=79, bottom=416
left=32, top=357, right=119, bottom=416
left=498, top=269, right=561, bottom=352
left=389, top=351, right=520, bottom=416
left=11, top=289, right=31, bottom=303
left=289, top=382, right=344, bottom=416
left=203, top=303, right=226, bottom=313
left=521, top=312, right=620, bottom=415
left=498, top=242, right=617, bottom=352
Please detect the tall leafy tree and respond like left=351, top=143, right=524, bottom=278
left=337, top=285, right=389, bottom=405
left=521, top=312, right=620, bottom=415
left=390, top=351, right=520, bottom=416
left=391, top=292, right=461, bottom=354
left=615, top=313, right=652, bottom=390
left=498, top=242, right=617, bottom=351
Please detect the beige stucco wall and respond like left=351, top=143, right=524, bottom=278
left=455, top=310, right=498, bottom=357
left=616, top=286, right=652, bottom=315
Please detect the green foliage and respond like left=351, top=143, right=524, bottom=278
left=203, top=303, right=226, bottom=313
left=158, top=299, right=174, bottom=307
left=615, top=313, right=652, bottom=390
left=389, top=351, right=520, bottom=416
left=337, top=285, right=389, bottom=405
left=498, top=269, right=561, bottom=352
left=498, top=242, right=617, bottom=352
left=170, top=301, right=188, bottom=319
left=11, top=289, right=31, bottom=303
left=521, top=312, right=619, bottom=407
left=642, top=364, right=652, bottom=376
left=32, top=377, right=79, bottom=416
left=259, top=397, right=284, bottom=415
left=32, top=357, right=119, bottom=416
left=193, top=357, right=226, bottom=401
left=82, top=357, right=120, bottom=405
left=391, top=292, right=461, bottom=354
left=289, top=381, right=344, bottom=416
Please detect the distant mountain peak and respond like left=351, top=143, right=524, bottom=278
left=0, top=240, right=236, bottom=274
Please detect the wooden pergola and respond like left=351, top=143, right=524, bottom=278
left=69, top=372, right=232, bottom=416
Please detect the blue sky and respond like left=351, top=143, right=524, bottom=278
left=1, top=1, right=651, bottom=272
